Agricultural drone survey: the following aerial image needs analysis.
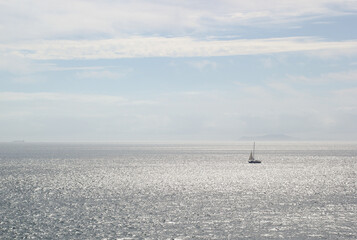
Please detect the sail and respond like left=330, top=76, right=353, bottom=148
left=249, top=151, right=254, bottom=160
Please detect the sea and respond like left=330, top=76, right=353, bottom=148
left=0, top=142, right=356, bottom=239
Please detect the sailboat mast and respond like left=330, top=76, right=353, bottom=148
left=253, top=142, right=255, bottom=158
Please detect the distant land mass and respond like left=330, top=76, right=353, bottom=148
left=240, top=134, right=297, bottom=141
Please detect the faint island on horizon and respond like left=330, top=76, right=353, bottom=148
left=240, top=134, right=297, bottom=141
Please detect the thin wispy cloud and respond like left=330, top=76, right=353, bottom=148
left=2, top=37, right=356, bottom=60
left=188, top=60, right=217, bottom=71
left=76, top=70, right=126, bottom=80
left=287, top=70, right=357, bottom=85
left=0, top=92, right=126, bottom=104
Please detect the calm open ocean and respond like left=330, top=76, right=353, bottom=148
left=0, top=142, right=356, bottom=239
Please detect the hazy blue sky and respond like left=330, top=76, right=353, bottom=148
left=1, top=0, right=357, bottom=141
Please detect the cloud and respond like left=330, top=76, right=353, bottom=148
left=76, top=70, right=127, bottom=80
left=323, top=70, right=357, bottom=82
left=0, top=53, right=40, bottom=74
left=260, top=57, right=274, bottom=68
left=0, top=0, right=203, bottom=42
left=0, top=53, right=52, bottom=83
left=1, top=1, right=356, bottom=61
left=2, top=37, right=356, bottom=60
left=188, top=60, right=217, bottom=70
left=0, top=92, right=129, bottom=105
left=288, top=70, right=357, bottom=84
left=1, top=0, right=355, bottom=42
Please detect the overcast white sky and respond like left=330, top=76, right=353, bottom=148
left=1, top=0, right=357, bottom=141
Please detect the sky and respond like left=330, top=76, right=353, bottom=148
left=1, top=0, right=357, bottom=142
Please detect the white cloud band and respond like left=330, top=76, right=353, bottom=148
left=0, top=92, right=157, bottom=106
left=2, top=37, right=357, bottom=60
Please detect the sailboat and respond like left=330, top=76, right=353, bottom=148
left=248, top=142, right=261, bottom=163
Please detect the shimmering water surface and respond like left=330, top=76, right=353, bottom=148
left=0, top=142, right=356, bottom=239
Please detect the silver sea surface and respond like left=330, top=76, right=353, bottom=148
left=0, top=142, right=356, bottom=239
